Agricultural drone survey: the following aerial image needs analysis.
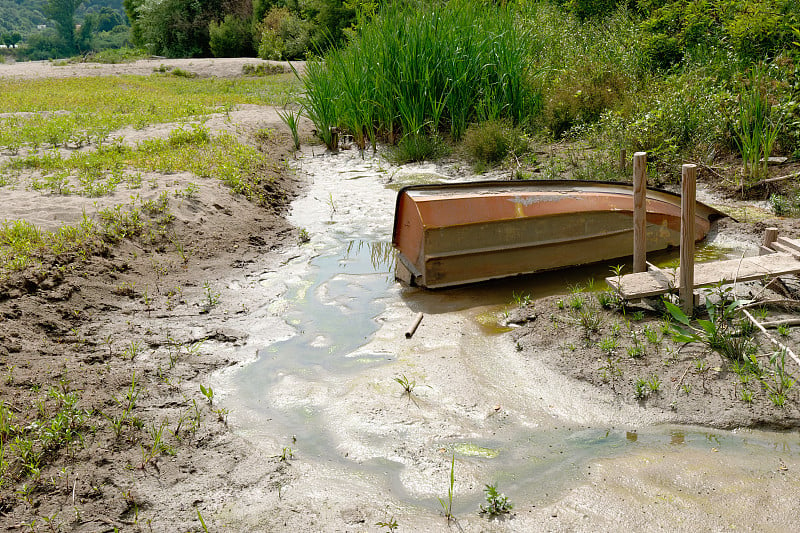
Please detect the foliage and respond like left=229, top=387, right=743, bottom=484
left=663, top=297, right=755, bottom=363
left=137, top=0, right=218, bottom=57
left=463, top=120, right=527, bottom=165
left=639, top=0, right=800, bottom=69
left=209, top=14, right=255, bottom=58
left=480, top=484, right=513, bottom=517
left=302, top=0, right=539, bottom=154
left=256, top=6, right=313, bottom=60
left=733, top=65, right=782, bottom=185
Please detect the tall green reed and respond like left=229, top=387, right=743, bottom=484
left=301, top=0, right=540, bottom=155
left=734, top=66, right=782, bottom=186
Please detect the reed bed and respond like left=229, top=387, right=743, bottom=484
left=301, top=0, right=540, bottom=150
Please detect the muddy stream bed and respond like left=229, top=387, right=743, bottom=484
left=213, top=149, right=800, bottom=531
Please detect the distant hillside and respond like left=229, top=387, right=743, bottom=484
left=0, top=0, right=127, bottom=37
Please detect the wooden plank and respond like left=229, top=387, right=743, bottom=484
left=607, top=253, right=800, bottom=299
left=777, top=236, right=800, bottom=254
left=771, top=241, right=800, bottom=258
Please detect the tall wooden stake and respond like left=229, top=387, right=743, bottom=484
left=633, top=152, right=647, bottom=273
left=680, top=164, right=697, bottom=315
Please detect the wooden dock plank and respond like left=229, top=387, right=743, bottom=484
left=606, top=253, right=800, bottom=299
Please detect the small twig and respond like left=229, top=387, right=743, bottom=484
left=749, top=170, right=800, bottom=187
left=741, top=298, right=800, bottom=309
left=760, top=318, right=800, bottom=328
left=674, top=364, right=692, bottom=394
left=740, top=308, right=800, bottom=370
left=691, top=161, right=734, bottom=185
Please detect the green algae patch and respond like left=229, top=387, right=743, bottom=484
left=453, top=443, right=499, bottom=458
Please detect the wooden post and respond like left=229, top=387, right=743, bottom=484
left=633, top=152, right=647, bottom=273
left=762, top=227, right=779, bottom=248
left=680, top=164, right=696, bottom=315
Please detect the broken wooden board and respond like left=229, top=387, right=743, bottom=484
left=606, top=252, right=800, bottom=300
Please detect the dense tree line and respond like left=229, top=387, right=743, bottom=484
left=1, top=0, right=130, bottom=59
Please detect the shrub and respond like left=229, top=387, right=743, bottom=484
left=387, top=133, right=447, bottom=164
left=209, top=15, right=254, bottom=58
left=463, top=120, right=526, bottom=164
left=256, top=7, right=313, bottom=61
left=543, top=65, right=629, bottom=138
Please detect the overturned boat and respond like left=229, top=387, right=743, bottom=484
left=392, top=180, right=725, bottom=289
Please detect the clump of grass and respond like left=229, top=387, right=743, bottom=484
left=733, top=66, right=782, bottom=186
left=277, top=108, right=302, bottom=151
left=463, top=120, right=527, bottom=166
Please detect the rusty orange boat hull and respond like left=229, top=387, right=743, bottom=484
left=392, top=180, right=725, bottom=288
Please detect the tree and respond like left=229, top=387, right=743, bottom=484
left=137, top=0, right=225, bottom=57
left=46, top=0, right=82, bottom=54
left=123, top=0, right=145, bottom=45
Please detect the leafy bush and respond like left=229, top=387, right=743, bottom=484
left=543, top=64, right=629, bottom=137
left=256, top=7, right=313, bottom=61
left=209, top=14, right=254, bottom=58
left=137, top=0, right=213, bottom=57
left=639, top=0, right=800, bottom=69
left=560, top=0, right=634, bottom=21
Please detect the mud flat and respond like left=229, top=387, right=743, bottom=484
left=209, top=148, right=800, bottom=532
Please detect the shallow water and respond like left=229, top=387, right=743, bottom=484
left=223, top=149, right=799, bottom=527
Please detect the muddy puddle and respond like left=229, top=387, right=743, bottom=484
left=215, top=149, right=800, bottom=530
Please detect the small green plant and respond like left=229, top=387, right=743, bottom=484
left=200, top=384, right=214, bottom=405
left=298, top=228, right=310, bottom=243
left=568, top=287, right=585, bottom=310
left=280, top=446, right=293, bottom=461
left=480, top=483, right=513, bottom=518
left=277, top=108, right=302, bottom=151
left=577, top=307, right=602, bottom=335
left=511, top=290, right=531, bottom=307
left=777, top=324, right=790, bottom=337
left=647, top=374, right=661, bottom=393
left=626, top=331, right=645, bottom=358
left=438, top=453, right=455, bottom=521
left=202, top=282, right=221, bottom=312
left=596, top=290, right=618, bottom=309
left=643, top=325, right=661, bottom=345
left=196, top=507, right=209, bottom=533
left=599, top=337, right=619, bottom=355
left=394, top=375, right=416, bottom=395
left=634, top=378, right=649, bottom=399
left=124, top=340, right=143, bottom=360
left=376, top=516, right=399, bottom=532
left=741, top=388, right=754, bottom=403
left=663, top=298, right=753, bottom=362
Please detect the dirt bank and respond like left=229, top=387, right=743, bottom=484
left=0, top=58, right=312, bottom=531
